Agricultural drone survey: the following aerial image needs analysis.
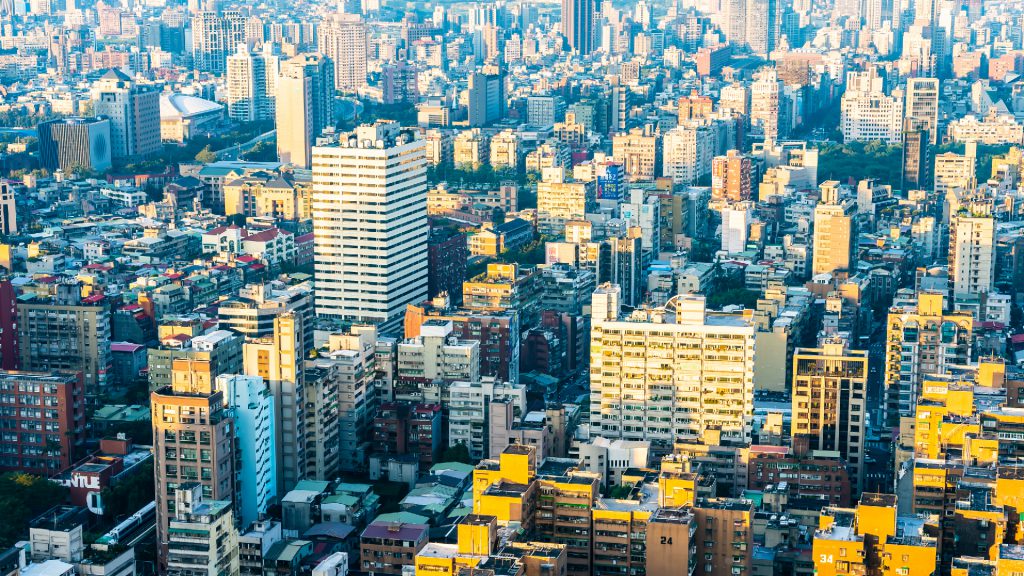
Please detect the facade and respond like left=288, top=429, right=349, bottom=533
left=791, top=340, right=868, bottom=495
left=166, top=485, right=240, bottom=576
left=0, top=371, right=85, bottom=475
left=590, top=291, right=757, bottom=452
left=612, top=127, right=658, bottom=181
left=92, top=69, right=160, bottom=159
left=0, top=181, right=15, bottom=236
left=560, top=0, right=594, bottom=54
left=902, top=117, right=930, bottom=191
left=38, top=117, right=113, bottom=173
left=190, top=10, right=245, bottom=75
left=313, top=122, right=428, bottom=329
left=468, top=71, right=505, bottom=127
left=537, top=175, right=593, bottom=235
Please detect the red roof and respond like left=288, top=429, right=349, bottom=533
left=236, top=255, right=257, bottom=263
left=82, top=294, right=105, bottom=303
left=296, top=233, right=314, bottom=243
left=245, top=228, right=291, bottom=243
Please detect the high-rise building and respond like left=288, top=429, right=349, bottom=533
left=537, top=169, right=593, bottom=235
left=92, top=69, right=160, bottom=159
left=841, top=68, right=904, bottom=144
left=612, top=127, right=658, bottom=181
left=811, top=181, right=857, bottom=276
left=884, top=293, right=973, bottom=428
left=166, top=485, right=240, bottom=576
left=0, top=180, right=16, bottom=236
left=560, top=0, right=593, bottom=54
left=217, top=373, right=276, bottom=527
left=467, top=70, right=505, bottom=127
left=905, top=77, right=939, bottom=145
left=152, top=358, right=235, bottom=570
left=949, top=203, right=995, bottom=297
left=0, top=370, right=85, bottom=475
left=750, top=67, right=785, bottom=142
left=902, top=117, right=930, bottom=191
left=662, top=122, right=714, bottom=185
left=318, top=13, right=367, bottom=92
left=276, top=53, right=334, bottom=169
left=312, top=122, right=428, bottom=330
left=37, top=117, right=113, bottom=173
left=712, top=150, right=753, bottom=202
left=190, top=10, right=245, bottom=75
left=241, top=312, right=307, bottom=492
left=590, top=290, right=756, bottom=452
left=18, top=280, right=111, bottom=396
left=744, top=0, right=780, bottom=55
left=934, top=142, right=977, bottom=202
left=226, top=43, right=279, bottom=122
left=791, top=340, right=868, bottom=495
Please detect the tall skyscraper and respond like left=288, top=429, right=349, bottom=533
left=0, top=181, right=16, bottom=235
left=949, top=203, right=995, bottom=297
left=92, top=69, right=160, bottom=159
left=276, top=53, right=334, bottom=169
left=744, top=0, right=779, bottom=55
left=811, top=181, right=856, bottom=276
left=589, top=290, right=757, bottom=452
left=37, top=117, right=112, bottom=173
left=905, top=77, right=939, bottom=145
left=190, top=10, right=245, bottom=75
left=791, top=340, right=869, bottom=495
left=750, top=67, right=784, bottom=142
left=152, top=358, right=235, bottom=570
left=226, top=43, right=279, bottom=122
left=662, top=122, right=714, bottom=185
left=312, top=121, right=428, bottom=330
left=318, top=13, right=367, bottom=92
left=560, top=0, right=593, bottom=54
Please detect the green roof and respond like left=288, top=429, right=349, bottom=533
left=430, top=462, right=475, bottom=474
left=374, top=511, right=430, bottom=525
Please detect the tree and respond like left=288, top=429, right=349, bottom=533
left=0, top=473, right=68, bottom=547
left=441, top=442, right=472, bottom=464
left=98, top=460, right=154, bottom=522
left=194, top=145, right=217, bottom=164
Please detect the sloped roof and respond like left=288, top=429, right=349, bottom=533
left=160, top=92, right=224, bottom=119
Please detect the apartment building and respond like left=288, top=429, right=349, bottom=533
left=811, top=181, right=857, bottom=276
left=613, top=127, right=658, bottom=181
left=590, top=290, right=757, bottom=452
left=166, top=485, right=239, bottom=576
left=0, top=370, right=85, bottom=475
left=791, top=340, right=868, bottom=495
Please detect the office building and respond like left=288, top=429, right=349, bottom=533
left=18, top=280, right=111, bottom=396
left=744, top=0, right=780, bottom=55
left=934, top=143, right=977, bottom=201
left=560, top=0, right=593, bottom=54
left=312, top=122, right=428, bottom=330
left=318, top=13, right=367, bottom=92
left=590, top=291, right=757, bottom=452
left=467, top=70, right=505, bottom=127
left=92, top=69, right=160, bottom=159
left=0, top=370, right=85, bottom=475
left=712, top=150, right=753, bottom=202
left=226, top=43, right=279, bottom=122
left=902, top=117, right=930, bottom=191
left=841, top=68, right=904, bottom=144
left=884, top=293, right=973, bottom=427
left=905, top=77, right=939, bottom=145
left=0, top=180, right=16, bottom=236
left=791, top=340, right=868, bottom=495
left=811, top=181, right=857, bottom=276
left=152, top=358, right=235, bottom=570
left=38, top=117, right=113, bottom=173
left=276, top=54, right=334, bottom=169
left=190, top=11, right=245, bottom=75
left=949, top=204, right=995, bottom=297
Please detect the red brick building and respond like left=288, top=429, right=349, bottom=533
left=0, top=370, right=85, bottom=475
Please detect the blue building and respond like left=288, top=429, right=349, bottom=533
left=218, top=374, right=277, bottom=525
